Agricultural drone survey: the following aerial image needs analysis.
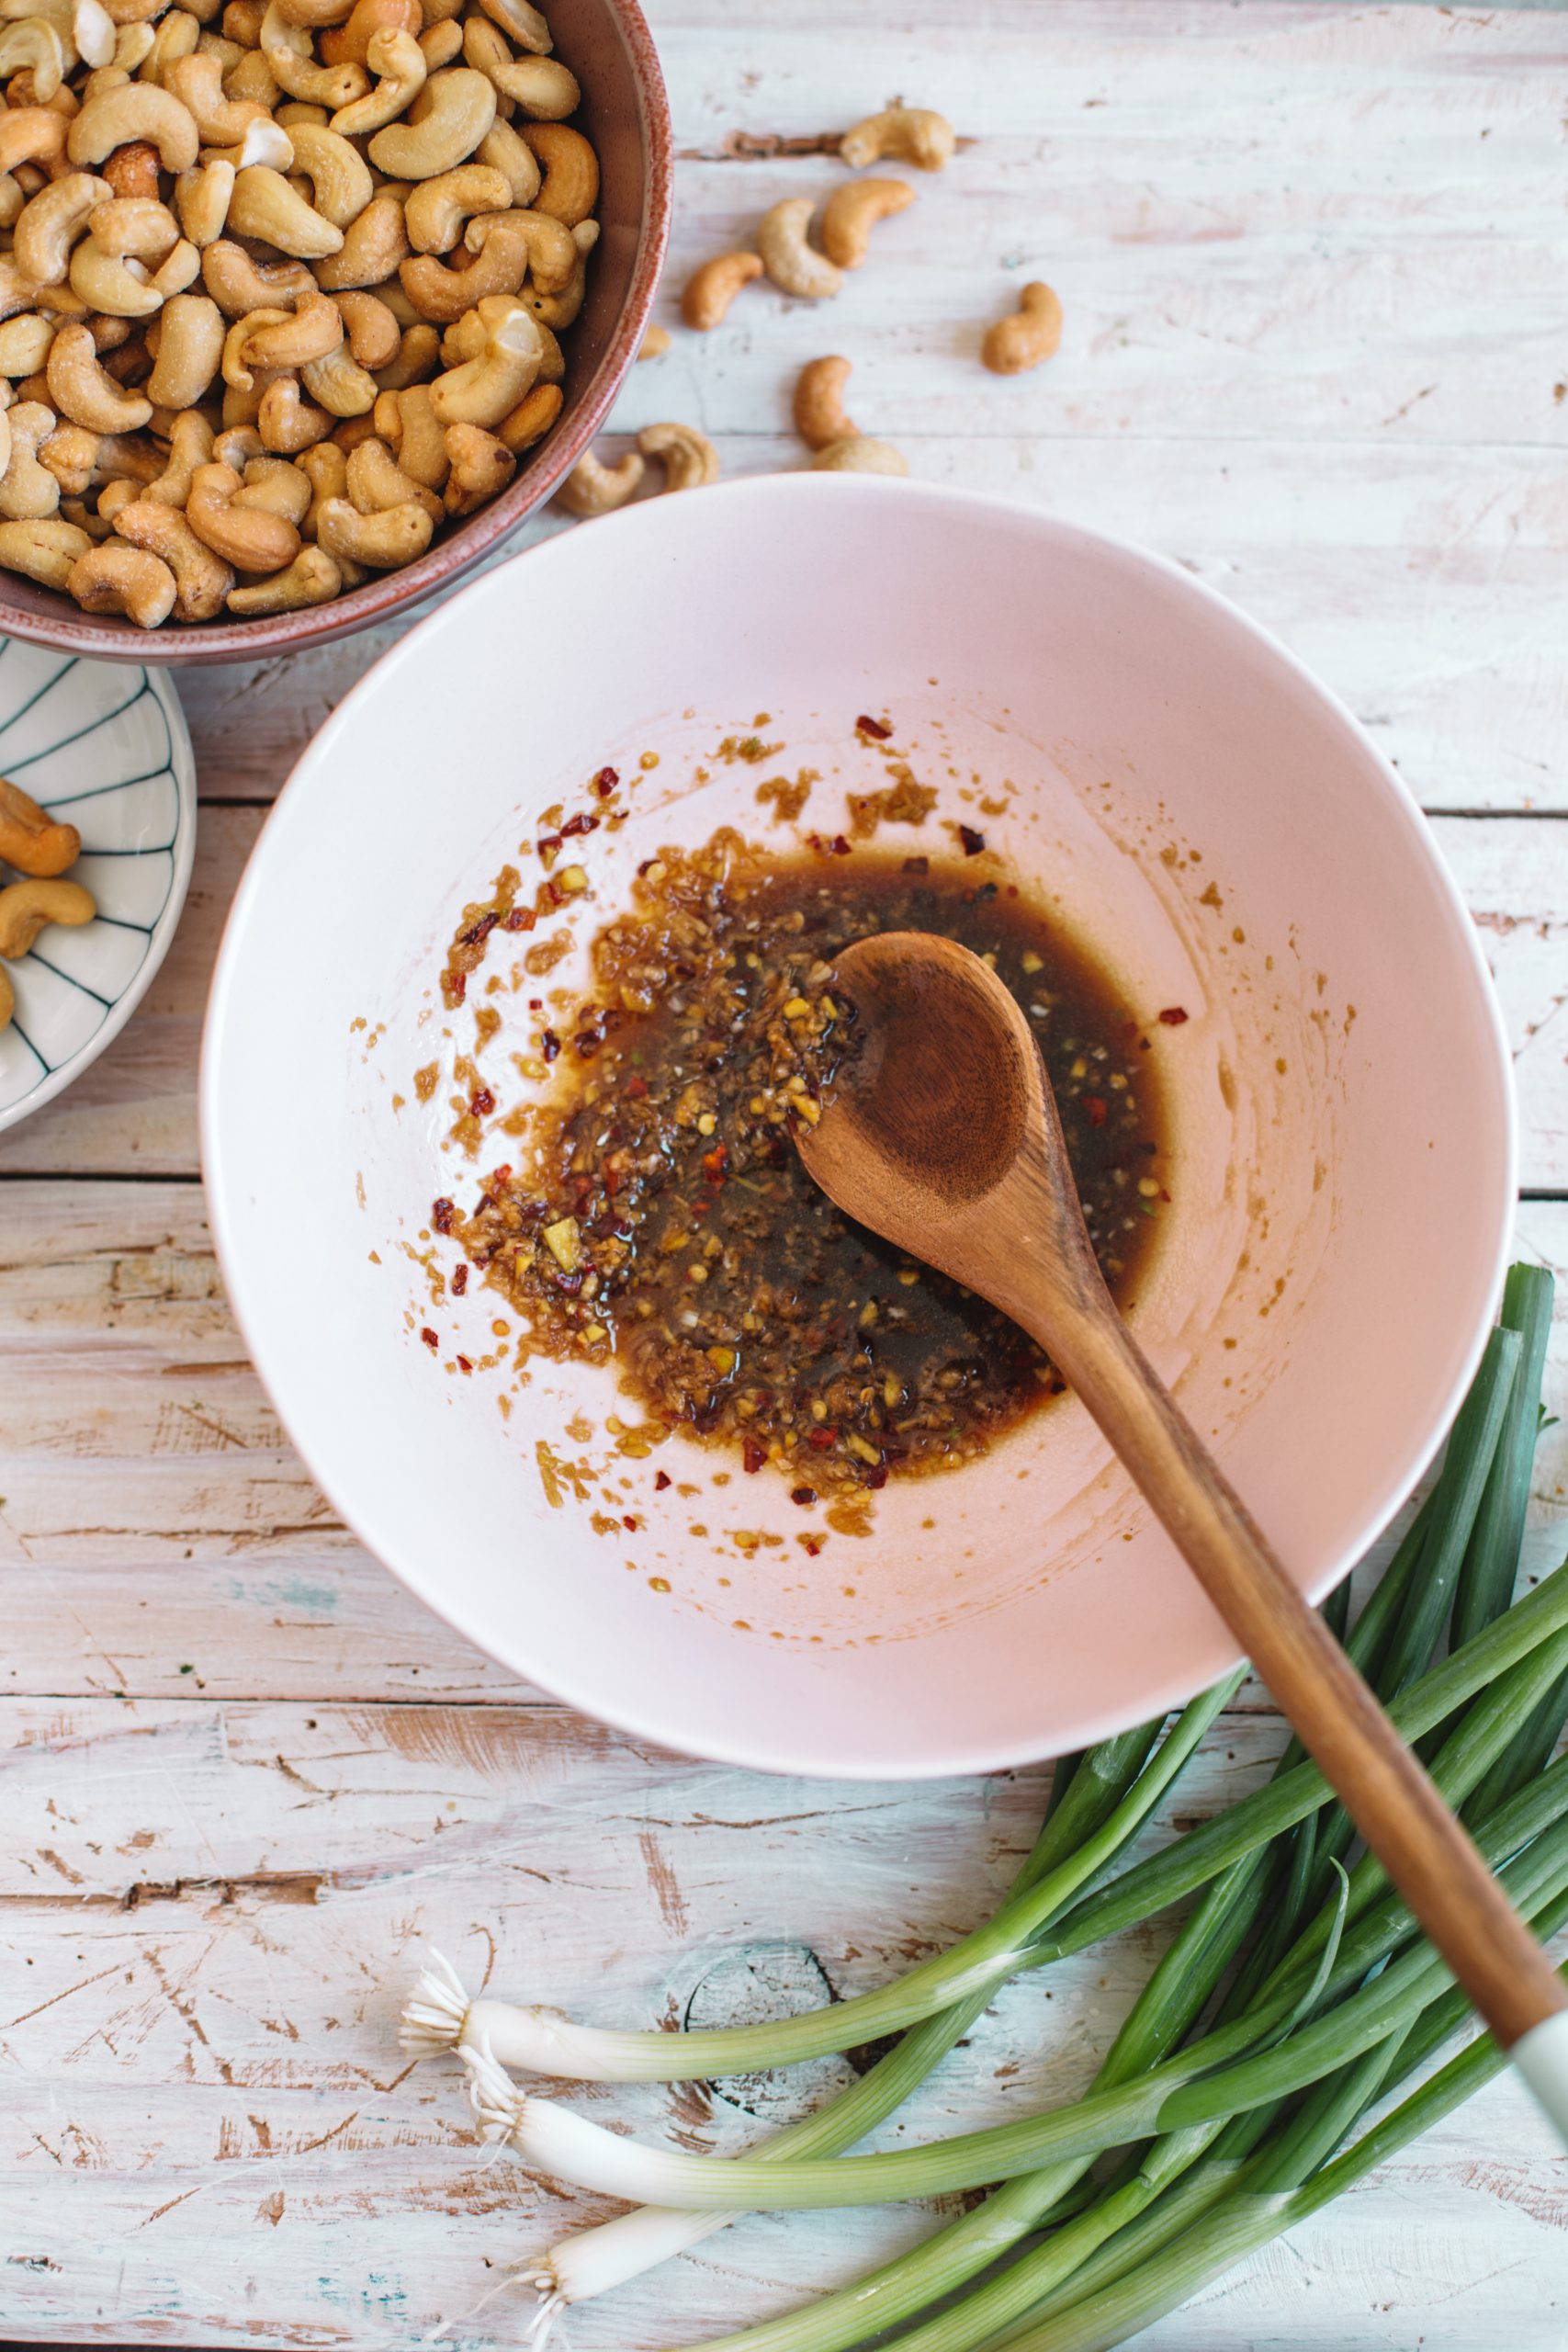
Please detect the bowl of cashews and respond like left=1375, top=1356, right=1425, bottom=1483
left=0, top=0, right=670, bottom=658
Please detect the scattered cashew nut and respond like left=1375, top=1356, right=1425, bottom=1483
left=0, top=773, right=82, bottom=874
left=0, top=874, right=96, bottom=954
left=839, top=106, right=954, bottom=172
left=757, top=198, right=842, bottom=301
left=555, top=443, right=640, bottom=516
left=819, top=175, right=915, bottom=269
left=680, top=249, right=761, bottom=332
left=636, top=419, right=718, bottom=493
left=811, top=435, right=908, bottom=476
left=794, top=355, right=857, bottom=451
left=981, top=280, right=1062, bottom=376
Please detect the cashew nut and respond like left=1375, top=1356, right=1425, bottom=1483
left=236, top=450, right=310, bottom=523
left=0, top=104, right=68, bottom=174
left=100, top=134, right=162, bottom=199
left=144, top=287, right=222, bottom=405
left=415, top=18, right=458, bottom=71
left=270, top=0, right=355, bottom=27
left=141, top=401, right=211, bottom=499
left=556, top=443, right=640, bottom=516
left=461, top=17, right=574, bottom=117
left=225, top=537, right=337, bottom=609
left=89, top=427, right=161, bottom=482
left=173, top=155, right=234, bottom=244
left=0, top=19, right=66, bottom=101
left=517, top=210, right=592, bottom=328
left=367, top=63, right=492, bottom=179
left=282, top=117, right=369, bottom=225
left=69, top=236, right=163, bottom=316
left=328, top=22, right=422, bottom=136
left=299, top=337, right=375, bottom=413
left=332, top=285, right=398, bottom=367
left=200, top=114, right=294, bottom=171
left=477, top=0, right=547, bottom=51
left=811, top=434, right=908, bottom=475
left=402, top=157, right=508, bottom=252
left=495, top=373, right=555, bottom=451
left=344, top=426, right=436, bottom=518
left=372, top=377, right=443, bottom=482
left=981, top=279, right=1062, bottom=377
left=519, top=119, right=592, bottom=224
left=66, top=534, right=174, bottom=618
left=399, top=207, right=551, bottom=320
left=679, top=250, right=761, bottom=333
left=112, top=492, right=232, bottom=616
left=839, top=105, right=954, bottom=172
left=48, top=317, right=152, bottom=427
left=257, top=368, right=331, bottom=447
left=164, top=47, right=265, bottom=141
left=793, top=355, right=857, bottom=450
left=424, top=287, right=536, bottom=426
left=819, top=175, right=914, bottom=270
left=0, top=511, right=90, bottom=586
left=440, top=415, right=510, bottom=514
left=69, top=81, right=200, bottom=170
left=261, top=5, right=368, bottom=109
left=475, top=115, right=538, bottom=206
left=39, top=417, right=100, bottom=493
left=295, top=431, right=342, bottom=527
left=311, top=186, right=405, bottom=287
left=12, top=169, right=112, bottom=286
left=0, top=770, right=82, bottom=870
left=86, top=193, right=181, bottom=259
left=0, top=873, right=96, bottom=951
left=314, top=488, right=428, bottom=564
left=757, top=198, right=841, bottom=301
left=186, top=453, right=299, bottom=567
left=636, top=419, right=717, bottom=494
left=226, top=162, right=342, bottom=255
left=201, top=234, right=314, bottom=314
left=0, top=312, right=57, bottom=377
left=318, top=0, right=415, bottom=67
left=242, top=284, right=341, bottom=368
left=371, top=316, right=435, bottom=389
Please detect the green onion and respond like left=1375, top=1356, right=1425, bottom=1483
left=1453, top=1263, right=1554, bottom=1647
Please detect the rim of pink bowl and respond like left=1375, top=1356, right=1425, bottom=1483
left=0, top=0, right=672, bottom=667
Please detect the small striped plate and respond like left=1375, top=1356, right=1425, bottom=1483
left=0, top=639, right=196, bottom=1133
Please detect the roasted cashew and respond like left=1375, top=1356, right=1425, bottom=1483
left=0, top=103, right=68, bottom=173
left=371, top=316, right=436, bottom=388
left=0, top=873, right=96, bottom=951
left=69, top=81, right=200, bottom=169
left=0, top=20, right=65, bottom=101
left=223, top=44, right=279, bottom=104
left=140, top=5, right=200, bottom=85
left=329, top=22, right=422, bottom=135
left=211, top=422, right=264, bottom=469
left=86, top=193, right=180, bottom=258
left=556, top=444, right=640, bottom=516
left=330, top=408, right=378, bottom=453
left=637, top=418, right=717, bottom=493
left=461, top=17, right=573, bottom=116
left=150, top=237, right=201, bottom=297
left=88, top=425, right=161, bottom=481
left=0, top=510, right=91, bottom=583
left=0, top=259, right=54, bottom=324
left=220, top=302, right=288, bottom=388
left=416, top=18, right=458, bottom=71
left=295, top=432, right=342, bottom=527
left=477, top=0, right=547, bottom=50
left=402, top=157, right=507, bottom=251
left=981, top=279, right=1061, bottom=376
left=794, top=354, right=856, bottom=450
left=758, top=198, right=841, bottom=301
left=299, top=337, right=374, bottom=413
left=367, top=63, right=492, bottom=179
left=819, top=175, right=914, bottom=270
left=100, top=134, right=163, bottom=199
left=112, top=491, right=232, bottom=615
left=311, top=186, right=405, bottom=287
left=496, top=373, right=555, bottom=451
left=520, top=119, right=592, bottom=224
left=200, top=113, right=294, bottom=171
left=425, top=287, right=535, bottom=425
left=172, top=155, right=233, bottom=243
left=0, top=770, right=81, bottom=869
left=68, top=236, right=162, bottom=316
left=141, top=401, right=211, bottom=499
left=516, top=210, right=591, bottom=327
left=39, top=416, right=100, bottom=492
left=227, top=162, right=342, bottom=255
left=236, top=450, right=310, bottom=522
left=317, top=0, right=415, bottom=67
left=186, top=454, right=299, bottom=567
left=313, top=488, right=427, bottom=564
left=13, top=170, right=113, bottom=286
left=283, top=117, right=369, bottom=224
left=271, top=0, right=355, bottom=27
left=164, top=46, right=266, bottom=141
left=0, top=311, right=56, bottom=377
left=201, top=234, right=314, bottom=314
left=811, top=434, right=908, bottom=475
left=399, top=208, right=545, bottom=320
left=440, top=415, right=509, bottom=513
left=839, top=105, right=954, bottom=172
left=144, top=287, right=221, bottom=404
left=332, top=285, right=398, bottom=367
left=256, top=367, right=331, bottom=447
left=372, top=377, right=443, bottom=481
left=636, top=322, right=669, bottom=361
left=680, top=248, right=761, bottom=331
left=48, top=317, right=152, bottom=426
left=222, top=0, right=265, bottom=43
left=225, top=537, right=336, bottom=609
left=344, top=425, right=436, bottom=518
left=242, top=284, right=340, bottom=367
left=261, top=5, right=367, bottom=109
left=475, top=115, right=538, bottom=206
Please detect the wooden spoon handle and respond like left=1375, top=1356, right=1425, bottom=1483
left=1029, top=1292, right=1567, bottom=2056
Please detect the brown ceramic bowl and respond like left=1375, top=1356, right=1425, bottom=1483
left=0, top=0, right=671, bottom=666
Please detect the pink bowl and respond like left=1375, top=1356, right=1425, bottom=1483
left=0, top=0, right=671, bottom=666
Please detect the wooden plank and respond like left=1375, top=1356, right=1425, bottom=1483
left=1, top=805, right=1562, bottom=1184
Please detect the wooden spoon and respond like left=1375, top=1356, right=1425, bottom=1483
left=795, top=930, right=1568, bottom=2136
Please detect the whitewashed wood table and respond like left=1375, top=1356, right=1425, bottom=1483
left=5, top=3, right=1567, bottom=2344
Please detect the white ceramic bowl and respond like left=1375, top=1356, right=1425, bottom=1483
left=202, top=480, right=1513, bottom=1779
left=0, top=638, right=195, bottom=1131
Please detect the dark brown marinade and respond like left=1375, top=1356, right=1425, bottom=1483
left=456, top=833, right=1168, bottom=1494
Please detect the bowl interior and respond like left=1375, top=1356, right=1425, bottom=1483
left=0, top=0, right=670, bottom=663
left=203, top=480, right=1513, bottom=1777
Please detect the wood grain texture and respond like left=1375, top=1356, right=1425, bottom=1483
left=7, top=2, right=1568, bottom=2344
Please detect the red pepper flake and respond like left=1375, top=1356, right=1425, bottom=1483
left=574, top=1033, right=601, bottom=1058
left=790, top=1485, right=817, bottom=1506
left=432, top=1197, right=456, bottom=1234
left=604, top=1165, right=621, bottom=1194
left=855, top=714, right=892, bottom=740
left=622, top=1513, right=637, bottom=1531
left=1157, top=1005, right=1190, bottom=1025
left=560, top=811, right=599, bottom=838
left=863, top=1462, right=889, bottom=1490
left=541, top=1029, right=560, bottom=1062
left=831, top=834, right=852, bottom=856
left=459, top=910, right=498, bottom=948
left=487, top=1165, right=512, bottom=1193
left=421, top=1327, right=438, bottom=1350
left=692, top=1196, right=712, bottom=1216
left=536, top=831, right=562, bottom=858
left=1084, top=1094, right=1109, bottom=1127
left=544, top=880, right=562, bottom=908
left=446, top=970, right=467, bottom=1005
left=469, top=1087, right=495, bottom=1116
left=741, top=1437, right=767, bottom=1474
left=654, top=1468, right=671, bottom=1491
left=456, top=1354, right=473, bottom=1374
left=701, top=1142, right=729, bottom=1184
left=451, top=1264, right=468, bottom=1295
left=958, top=825, right=986, bottom=856
left=807, top=1426, right=837, bottom=1451
left=502, top=907, right=535, bottom=933
left=624, top=1074, right=649, bottom=1097
left=593, top=766, right=619, bottom=796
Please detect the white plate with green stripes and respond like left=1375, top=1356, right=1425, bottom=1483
left=0, top=639, right=196, bottom=1133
